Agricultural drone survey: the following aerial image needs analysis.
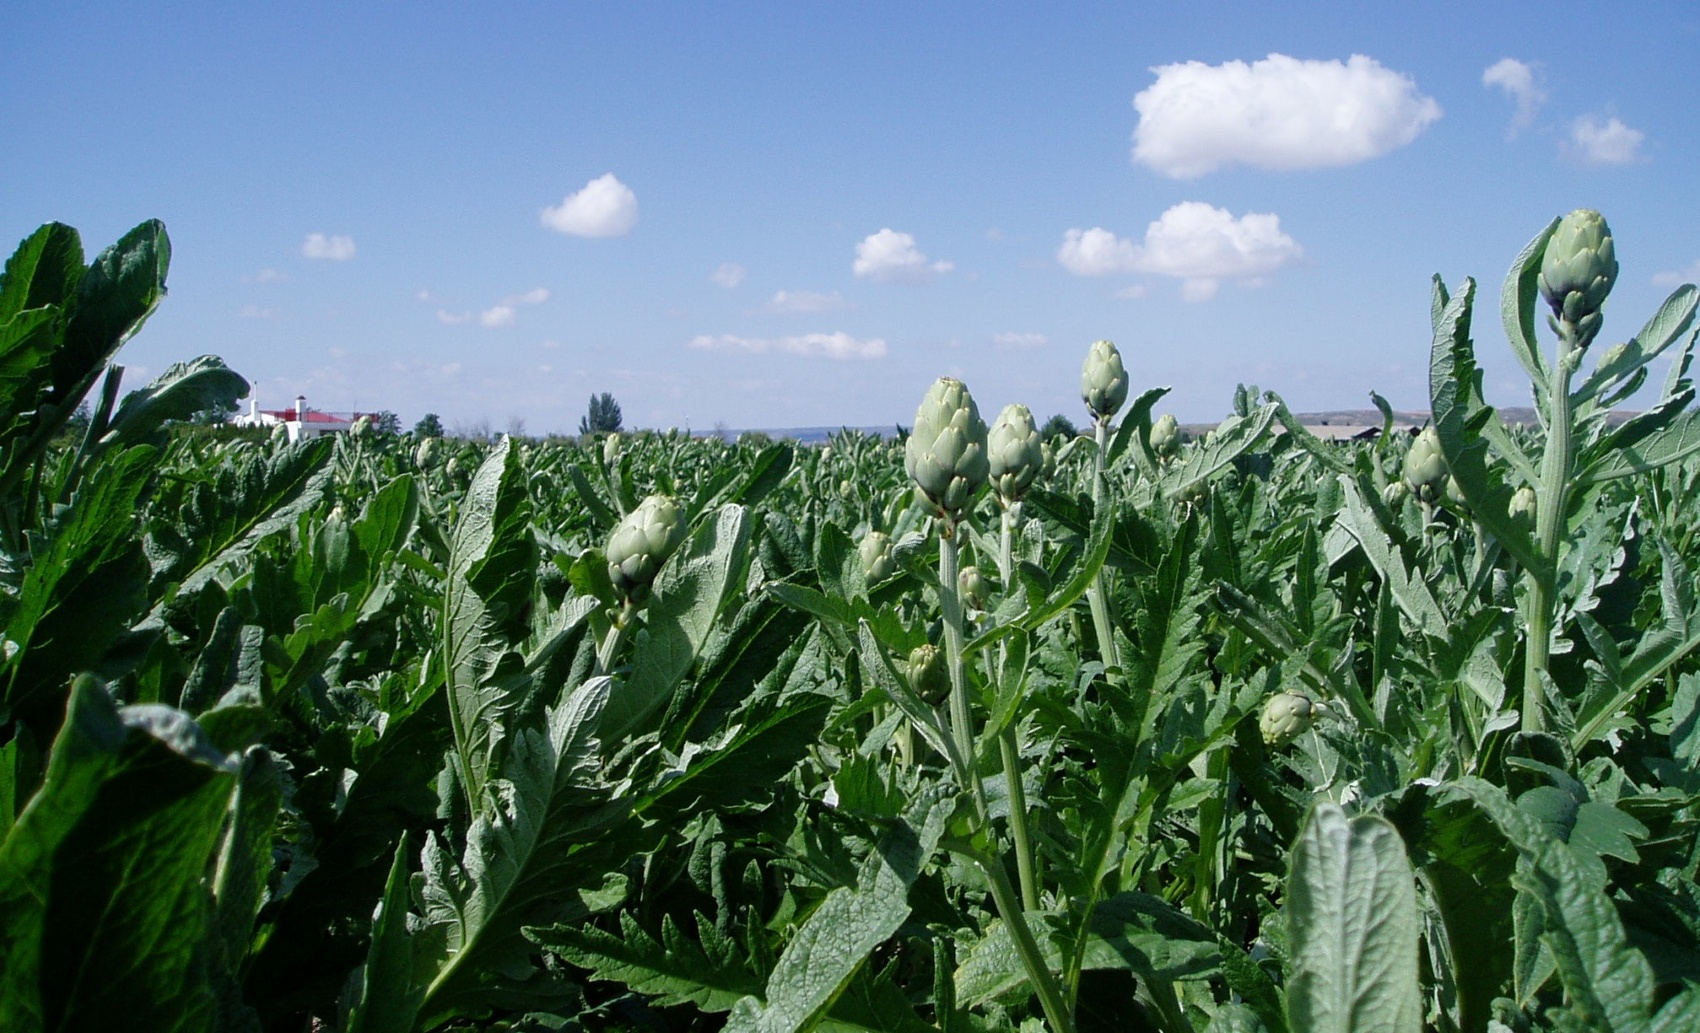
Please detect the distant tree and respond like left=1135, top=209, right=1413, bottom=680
left=412, top=412, right=445, bottom=437
left=370, top=410, right=401, bottom=435
left=1041, top=413, right=1078, bottom=442
left=580, top=392, right=623, bottom=435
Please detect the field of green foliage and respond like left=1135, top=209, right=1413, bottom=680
left=3, top=212, right=1700, bottom=1033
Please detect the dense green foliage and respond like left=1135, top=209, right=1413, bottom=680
left=2, top=216, right=1700, bottom=1033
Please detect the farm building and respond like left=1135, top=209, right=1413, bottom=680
left=233, top=394, right=375, bottom=442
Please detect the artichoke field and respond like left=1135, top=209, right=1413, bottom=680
left=3, top=213, right=1700, bottom=1033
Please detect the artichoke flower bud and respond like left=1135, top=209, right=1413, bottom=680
left=988, top=403, right=1043, bottom=503
left=1444, top=475, right=1470, bottom=512
left=1382, top=480, right=1410, bottom=508
left=1509, top=485, right=1537, bottom=528
left=415, top=437, right=440, bottom=469
left=1260, top=692, right=1316, bottom=747
left=606, top=494, right=687, bottom=603
left=445, top=457, right=462, bottom=479
left=859, top=530, right=896, bottom=584
left=350, top=415, right=373, bottom=439
left=1149, top=413, right=1180, bottom=459
left=1402, top=427, right=1448, bottom=502
left=603, top=432, right=623, bottom=466
left=905, top=377, right=989, bottom=520
left=1081, top=339, right=1129, bottom=423
left=1539, top=209, right=1617, bottom=350
left=958, top=565, right=986, bottom=611
left=908, top=643, right=950, bottom=706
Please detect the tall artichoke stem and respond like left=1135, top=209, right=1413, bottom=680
left=996, top=502, right=1039, bottom=911
left=945, top=839, right=1078, bottom=1033
left=595, top=599, right=640, bottom=676
left=938, top=525, right=977, bottom=781
left=1522, top=326, right=1579, bottom=734
left=1086, top=418, right=1120, bottom=672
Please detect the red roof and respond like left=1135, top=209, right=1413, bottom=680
left=258, top=409, right=375, bottom=423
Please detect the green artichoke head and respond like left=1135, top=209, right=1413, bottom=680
left=350, top=415, right=373, bottom=439
left=603, top=432, right=623, bottom=466
left=606, top=494, right=687, bottom=602
left=905, top=377, right=989, bottom=519
left=1381, top=479, right=1410, bottom=509
left=1539, top=209, right=1617, bottom=348
left=908, top=643, right=950, bottom=706
left=1081, top=339, right=1129, bottom=422
left=415, top=437, right=440, bottom=469
left=1402, top=426, right=1448, bottom=502
left=1509, top=485, right=1538, bottom=528
left=1260, top=692, right=1316, bottom=747
left=1149, top=413, right=1180, bottom=458
left=859, top=530, right=895, bottom=584
left=958, top=565, right=986, bottom=611
left=988, top=403, right=1043, bottom=502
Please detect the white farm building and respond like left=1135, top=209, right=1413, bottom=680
left=234, top=395, right=375, bottom=443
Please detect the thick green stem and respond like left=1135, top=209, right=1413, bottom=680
left=1086, top=419, right=1120, bottom=671
left=947, top=840, right=1077, bottom=1033
left=939, top=526, right=976, bottom=771
left=595, top=599, right=640, bottom=676
left=1522, top=328, right=1578, bottom=734
left=1001, top=730, right=1040, bottom=911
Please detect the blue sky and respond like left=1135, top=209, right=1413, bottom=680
left=5, top=2, right=1698, bottom=434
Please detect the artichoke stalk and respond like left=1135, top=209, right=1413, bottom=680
left=905, top=377, right=989, bottom=523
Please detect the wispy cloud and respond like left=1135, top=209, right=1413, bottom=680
left=541, top=173, right=638, bottom=237
left=1481, top=58, right=1545, bottom=136
left=763, top=289, right=851, bottom=314
left=437, top=310, right=472, bottom=325
left=1132, top=53, right=1441, bottom=178
left=688, top=332, right=887, bottom=360
left=710, top=262, right=746, bottom=288
left=1569, top=115, right=1645, bottom=165
left=1059, top=202, right=1303, bottom=301
left=480, top=305, right=517, bottom=328
left=302, top=233, right=356, bottom=260
left=853, top=229, right=953, bottom=284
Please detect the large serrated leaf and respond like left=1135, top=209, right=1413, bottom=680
left=102, top=355, right=249, bottom=447
left=1285, top=803, right=1421, bottom=1033
left=532, top=910, right=762, bottom=1012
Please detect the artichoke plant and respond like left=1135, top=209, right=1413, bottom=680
left=905, top=377, right=988, bottom=522
left=1149, top=413, right=1179, bottom=459
left=988, top=403, right=1042, bottom=503
left=603, top=432, right=623, bottom=466
left=1402, top=426, right=1448, bottom=502
left=606, top=494, right=686, bottom=602
left=1260, top=692, right=1316, bottom=746
left=908, top=643, right=949, bottom=706
left=1539, top=208, right=1617, bottom=353
left=1081, top=339, right=1128, bottom=423
left=1509, top=485, right=1537, bottom=528
left=859, top=530, right=895, bottom=584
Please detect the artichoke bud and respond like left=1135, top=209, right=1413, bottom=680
left=1538, top=209, right=1617, bottom=348
left=1149, top=413, right=1180, bottom=458
left=958, top=565, right=986, bottom=611
left=1509, top=485, right=1537, bottom=528
left=1260, top=692, right=1316, bottom=746
left=1081, top=339, right=1129, bottom=422
left=1402, top=427, right=1448, bottom=502
left=415, top=437, right=440, bottom=468
left=908, top=644, right=950, bottom=706
left=905, top=377, right=989, bottom=519
left=606, top=494, right=687, bottom=603
left=1444, top=474, right=1469, bottom=512
left=1040, top=441, right=1057, bottom=479
left=1382, top=480, right=1410, bottom=508
left=445, top=457, right=462, bottom=479
left=603, top=432, right=623, bottom=466
left=859, top=530, right=896, bottom=584
left=350, top=415, right=373, bottom=439
left=988, top=403, right=1043, bottom=502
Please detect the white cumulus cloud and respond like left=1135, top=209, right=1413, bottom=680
left=1569, top=115, right=1645, bottom=165
left=853, top=229, right=953, bottom=284
left=764, top=290, right=851, bottom=313
left=504, top=287, right=549, bottom=306
left=688, top=332, right=887, bottom=360
left=1131, top=53, right=1442, bottom=178
left=1058, top=202, right=1303, bottom=301
left=711, top=262, right=746, bottom=288
left=480, top=306, right=517, bottom=328
left=1482, top=58, right=1544, bottom=135
left=541, top=173, right=638, bottom=237
left=437, top=310, right=472, bottom=325
left=1653, top=261, right=1700, bottom=288
left=302, top=233, right=356, bottom=260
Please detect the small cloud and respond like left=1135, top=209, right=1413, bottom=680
left=480, top=305, right=517, bottom=328
left=710, top=262, right=746, bottom=288
left=1481, top=58, right=1545, bottom=136
left=1059, top=202, right=1303, bottom=301
left=238, top=304, right=278, bottom=319
left=541, top=173, right=638, bottom=237
left=244, top=268, right=288, bottom=283
left=1569, top=115, right=1645, bottom=165
left=1653, top=260, right=1700, bottom=288
left=763, top=289, right=851, bottom=313
left=1132, top=53, right=1441, bottom=178
left=853, top=228, right=953, bottom=284
left=993, top=332, right=1047, bottom=349
left=504, top=287, right=549, bottom=306
left=688, top=331, right=887, bottom=360
left=302, top=233, right=356, bottom=261
left=437, top=310, right=472, bottom=325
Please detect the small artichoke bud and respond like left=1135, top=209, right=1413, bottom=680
left=1509, top=485, right=1537, bottom=528
left=859, top=530, right=896, bottom=584
left=1538, top=209, right=1617, bottom=348
left=1081, top=339, right=1129, bottom=423
left=415, top=437, right=440, bottom=468
left=603, top=432, right=623, bottom=466
left=1402, top=427, right=1448, bottom=502
left=1260, top=692, right=1316, bottom=747
left=606, top=494, right=687, bottom=603
left=445, top=457, right=462, bottom=479
left=350, top=415, right=373, bottom=439
left=905, top=377, right=989, bottom=519
left=908, top=643, right=950, bottom=706
left=1149, top=413, right=1180, bottom=458
left=1382, top=480, right=1410, bottom=508
left=958, top=565, right=986, bottom=611
left=1444, top=474, right=1469, bottom=512
left=988, top=403, right=1043, bottom=503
